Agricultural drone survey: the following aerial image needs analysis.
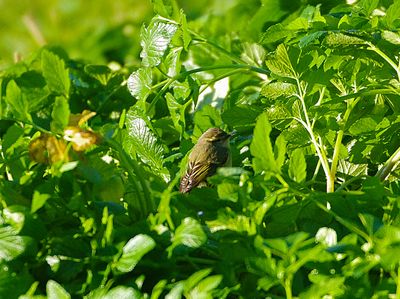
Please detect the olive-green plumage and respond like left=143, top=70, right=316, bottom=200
left=180, top=128, right=232, bottom=193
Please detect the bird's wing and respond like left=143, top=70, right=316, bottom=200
left=179, top=160, right=217, bottom=193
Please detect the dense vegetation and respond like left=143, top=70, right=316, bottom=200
left=1, top=0, right=400, bottom=298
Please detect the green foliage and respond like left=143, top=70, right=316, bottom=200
left=1, top=0, right=400, bottom=298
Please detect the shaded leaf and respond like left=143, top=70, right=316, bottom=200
left=250, top=112, right=280, bottom=174
left=289, top=148, right=306, bottom=183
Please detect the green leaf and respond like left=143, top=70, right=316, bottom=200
left=2, top=123, right=24, bottom=152
left=206, top=209, right=256, bottom=235
left=51, top=96, right=70, bottom=133
left=348, top=117, right=377, bottom=135
left=41, top=50, right=70, bottom=96
left=127, top=67, right=152, bottom=103
left=183, top=268, right=212, bottom=292
left=125, top=107, right=170, bottom=181
left=385, top=1, right=400, bottom=28
left=324, top=33, right=365, bottom=47
left=5, top=80, right=31, bottom=122
left=84, top=65, right=114, bottom=85
left=104, top=286, right=141, bottom=299
left=31, top=191, right=51, bottom=213
left=166, top=87, right=190, bottom=135
left=140, top=18, right=178, bottom=67
left=46, top=280, right=71, bottom=299
left=299, top=31, right=325, bottom=48
left=360, top=0, right=379, bottom=16
left=187, top=275, right=223, bottom=298
left=265, top=44, right=297, bottom=79
left=115, top=234, right=156, bottom=273
left=289, top=148, right=306, bottom=183
left=250, top=112, right=279, bottom=174
left=381, top=30, right=400, bottom=45
left=0, top=226, right=31, bottom=262
left=222, top=105, right=262, bottom=128
left=168, top=218, right=206, bottom=254
left=261, top=82, right=296, bottom=99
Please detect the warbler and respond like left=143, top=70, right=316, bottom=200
left=180, top=128, right=233, bottom=193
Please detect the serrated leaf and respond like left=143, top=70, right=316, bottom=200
left=115, top=234, right=156, bottom=273
left=0, top=226, right=30, bottom=262
left=349, top=117, right=377, bottom=135
left=337, top=160, right=368, bottom=177
left=166, top=92, right=190, bottom=135
left=265, top=44, right=297, bottom=79
left=140, top=19, right=178, bottom=67
left=171, top=217, right=206, bottom=249
left=382, top=30, right=400, bottom=45
left=206, top=211, right=256, bottom=235
left=289, top=148, right=307, bottom=183
left=385, top=1, right=400, bottom=28
left=46, top=280, right=71, bottom=299
left=127, top=68, right=152, bottom=103
left=250, top=113, right=280, bottom=174
left=299, top=31, right=325, bottom=48
left=261, top=82, right=297, bottom=99
left=125, top=107, right=170, bottom=181
left=41, top=50, right=70, bottom=96
left=5, top=80, right=31, bottom=122
left=51, top=96, right=70, bottom=133
left=360, top=0, right=379, bottom=16
left=261, top=24, right=293, bottom=44
left=84, top=64, right=114, bottom=85
left=324, top=33, right=365, bottom=46
left=221, top=105, right=262, bottom=127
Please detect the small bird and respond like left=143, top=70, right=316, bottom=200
left=180, top=128, right=233, bottom=193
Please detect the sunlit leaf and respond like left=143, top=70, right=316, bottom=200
left=265, top=44, right=297, bottom=79
left=5, top=80, right=31, bottom=122
left=127, top=67, right=152, bottom=102
left=140, top=18, right=178, bottom=67
left=51, top=96, right=70, bottom=133
left=124, top=107, right=170, bottom=181
left=47, top=280, right=71, bottom=299
left=41, top=50, right=70, bottom=96
left=115, top=234, right=156, bottom=273
left=0, top=226, right=31, bottom=262
left=171, top=217, right=207, bottom=250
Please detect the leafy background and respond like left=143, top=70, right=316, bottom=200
left=1, top=0, right=400, bottom=298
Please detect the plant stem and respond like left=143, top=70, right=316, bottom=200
left=376, top=145, right=400, bottom=181
left=330, top=97, right=361, bottom=192
left=294, top=79, right=332, bottom=192
left=284, top=276, right=293, bottom=299
left=147, top=64, right=269, bottom=112
left=109, top=139, right=153, bottom=218
left=367, top=42, right=400, bottom=82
